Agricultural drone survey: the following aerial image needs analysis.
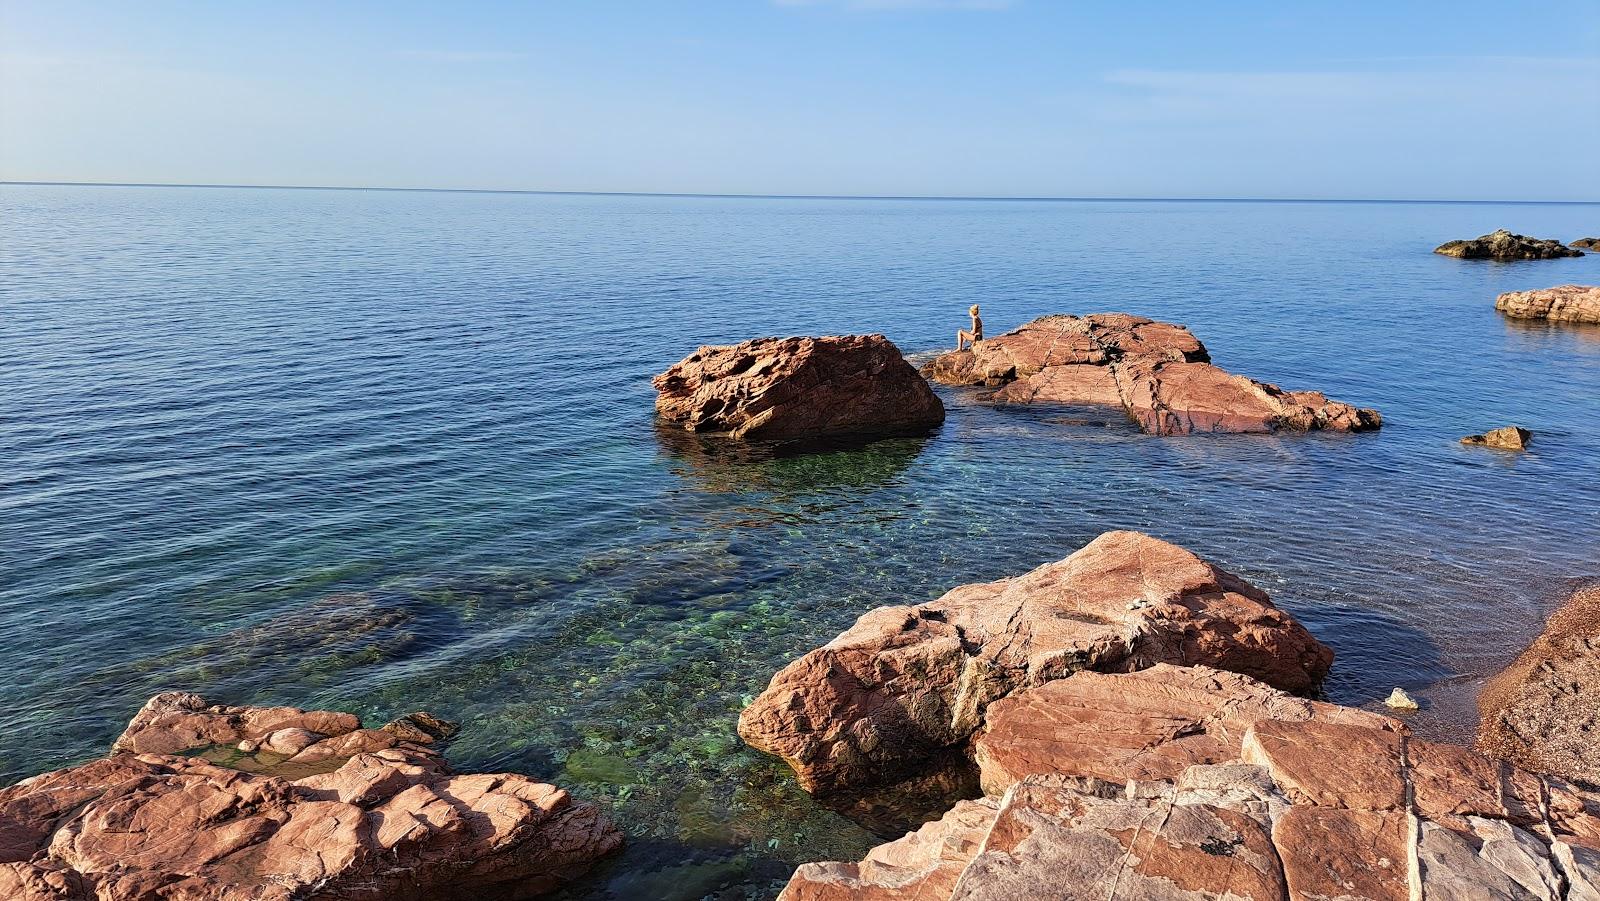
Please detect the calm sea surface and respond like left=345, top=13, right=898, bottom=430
left=2, top=185, right=1598, bottom=898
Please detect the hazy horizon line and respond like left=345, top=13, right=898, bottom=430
left=4, top=179, right=1597, bottom=206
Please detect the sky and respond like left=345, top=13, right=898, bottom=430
left=2, top=1, right=1598, bottom=200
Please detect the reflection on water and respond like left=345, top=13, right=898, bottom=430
left=2, top=186, right=1599, bottom=899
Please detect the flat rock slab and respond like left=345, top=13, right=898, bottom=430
left=921, top=313, right=1379, bottom=435
left=1497, top=285, right=1600, bottom=325
left=737, top=530, right=1332, bottom=795
left=783, top=664, right=1600, bottom=901
left=0, top=693, right=621, bottom=901
left=653, top=334, right=944, bottom=441
left=1436, top=229, right=1584, bottom=260
left=1479, top=586, right=1600, bottom=787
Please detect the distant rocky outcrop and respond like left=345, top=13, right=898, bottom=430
left=1462, top=426, right=1533, bottom=450
left=1571, top=238, right=1600, bottom=251
left=654, top=334, right=944, bottom=442
left=1435, top=229, right=1584, bottom=260
left=781, top=663, right=1600, bottom=901
left=1479, top=587, right=1600, bottom=788
left=737, top=531, right=1332, bottom=796
left=1497, top=285, right=1600, bottom=324
left=920, top=313, right=1380, bottom=435
left=0, top=693, right=622, bottom=901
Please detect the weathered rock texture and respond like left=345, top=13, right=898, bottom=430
left=737, top=531, right=1331, bottom=795
left=1497, top=285, right=1600, bottom=325
left=653, top=334, right=944, bottom=441
left=1480, top=587, right=1600, bottom=788
left=1572, top=238, right=1600, bottom=251
left=0, top=692, right=622, bottom=901
left=783, top=664, right=1600, bottom=901
left=1435, top=229, right=1585, bottom=260
left=1462, top=425, right=1533, bottom=450
left=920, top=314, right=1380, bottom=435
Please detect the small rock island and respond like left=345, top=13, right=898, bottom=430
left=1497, top=285, right=1600, bottom=325
left=922, top=313, right=1381, bottom=435
left=1435, top=229, right=1584, bottom=261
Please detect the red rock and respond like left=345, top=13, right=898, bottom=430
left=653, top=334, right=944, bottom=441
left=1273, top=806, right=1411, bottom=901
left=0, top=694, right=621, bottom=901
left=973, top=664, right=1389, bottom=795
left=777, top=798, right=998, bottom=901
left=922, top=314, right=1379, bottom=436
left=1495, top=285, right=1600, bottom=323
left=1478, top=586, right=1600, bottom=786
left=738, top=531, right=1332, bottom=794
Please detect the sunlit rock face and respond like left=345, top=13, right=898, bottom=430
left=0, top=692, right=622, bottom=901
left=1435, top=229, right=1584, bottom=260
left=654, top=334, right=945, bottom=441
left=1495, top=285, right=1600, bottom=324
left=921, top=314, right=1379, bottom=435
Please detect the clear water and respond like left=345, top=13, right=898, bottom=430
left=2, top=184, right=1597, bottom=899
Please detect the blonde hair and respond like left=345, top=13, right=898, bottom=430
left=969, top=305, right=980, bottom=315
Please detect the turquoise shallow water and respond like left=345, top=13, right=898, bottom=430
left=2, top=184, right=1599, bottom=898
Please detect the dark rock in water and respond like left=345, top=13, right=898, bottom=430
left=653, top=334, right=944, bottom=442
left=1434, top=229, right=1583, bottom=260
left=1571, top=238, right=1600, bottom=250
left=0, top=692, right=622, bottom=900
left=737, top=530, right=1332, bottom=796
left=1479, top=586, right=1600, bottom=787
left=1497, top=285, right=1600, bottom=324
left=780, top=663, right=1600, bottom=901
left=1461, top=426, right=1533, bottom=450
left=921, top=313, right=1379, bottom=436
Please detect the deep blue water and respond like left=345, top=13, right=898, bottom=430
left=2, top=184, right=1598, bottom=899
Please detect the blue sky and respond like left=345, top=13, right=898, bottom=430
left=2, top=0, right=1597, bottom=199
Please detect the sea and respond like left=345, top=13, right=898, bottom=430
left=2, top=183, right=1597, bottom=898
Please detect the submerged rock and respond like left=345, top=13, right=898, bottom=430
left=1479, top=586, right=1600, bottom=787
left=737, top=530, right=1331, bottom=795
left=782, top=664, right=1600, bottom=901
left=0, top=692, right=622, bottom=900
left=1385, top=687, right=1420, bottom=709
left=653, top=334, right=944, bottom=442
left=1462, top=425, right=1533, bottom=450
left=1435, top=229, right=1584, bottom=260
left=921, top=313, right=1380, bottom=435
left=1497, top=285, right=1600, bottom=325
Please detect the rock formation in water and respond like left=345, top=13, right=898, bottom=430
left=1496, top=285, right=1600, bottom=325
left=1479, top=586, right=1600, bottom=788
left=653, top=334, right=945, bottom=441
left=780, top=663, right=1600, bottom=901
left=1572, top=238, right=1600, bottom=251
left=0, top=692, right=622, bottom=901
left=737, top=531, right=1332, bottom=795
left=1435, top=229, right=1584, bottom=260
left=919, top=314, right=1380, bottom=435
left=1462, top=425, right=1533, bottom=450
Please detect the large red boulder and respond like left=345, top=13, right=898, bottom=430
left=653, top=334, right=944, bottom=441
left=782, top=664, right=1600, bottom=901
left=922, top=313, right=1380, bottom=435
left=1496, top=285, right=1600, bottom=324
left=0, top=693, right=622, bottom=901
left=1479, top=586, right=1600, bottom=786
left=737, top=531, right=1332, bottom=795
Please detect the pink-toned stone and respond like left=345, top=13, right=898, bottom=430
left=0, top=694, right=621, bottom=901
left=1240, top=718, right=1406, bottom=810
left=777, top=798, right=999, bottom=901
left=1496, top=285, right=1600, bottom=323
left=1273, top=806, right=1411, bottom=901
left=738, top=531, right=1332, bottom=794
left=922, top=313, right=1380, bottom=436
left=653, top=334, right=944, bottom=441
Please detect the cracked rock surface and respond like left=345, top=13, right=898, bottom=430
left=781, top=664, right=1600, bottom=901
left=1496, top=285, right=1600, bottom=325
left=920, top=314, right=1379, bottom=435
left=0, top=693, right=622, bottom=901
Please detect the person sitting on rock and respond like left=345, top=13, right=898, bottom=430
left=957, top=304, right=984, bottom=350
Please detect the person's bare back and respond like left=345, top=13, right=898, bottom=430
left=956, top=304, right=983, bottom=350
